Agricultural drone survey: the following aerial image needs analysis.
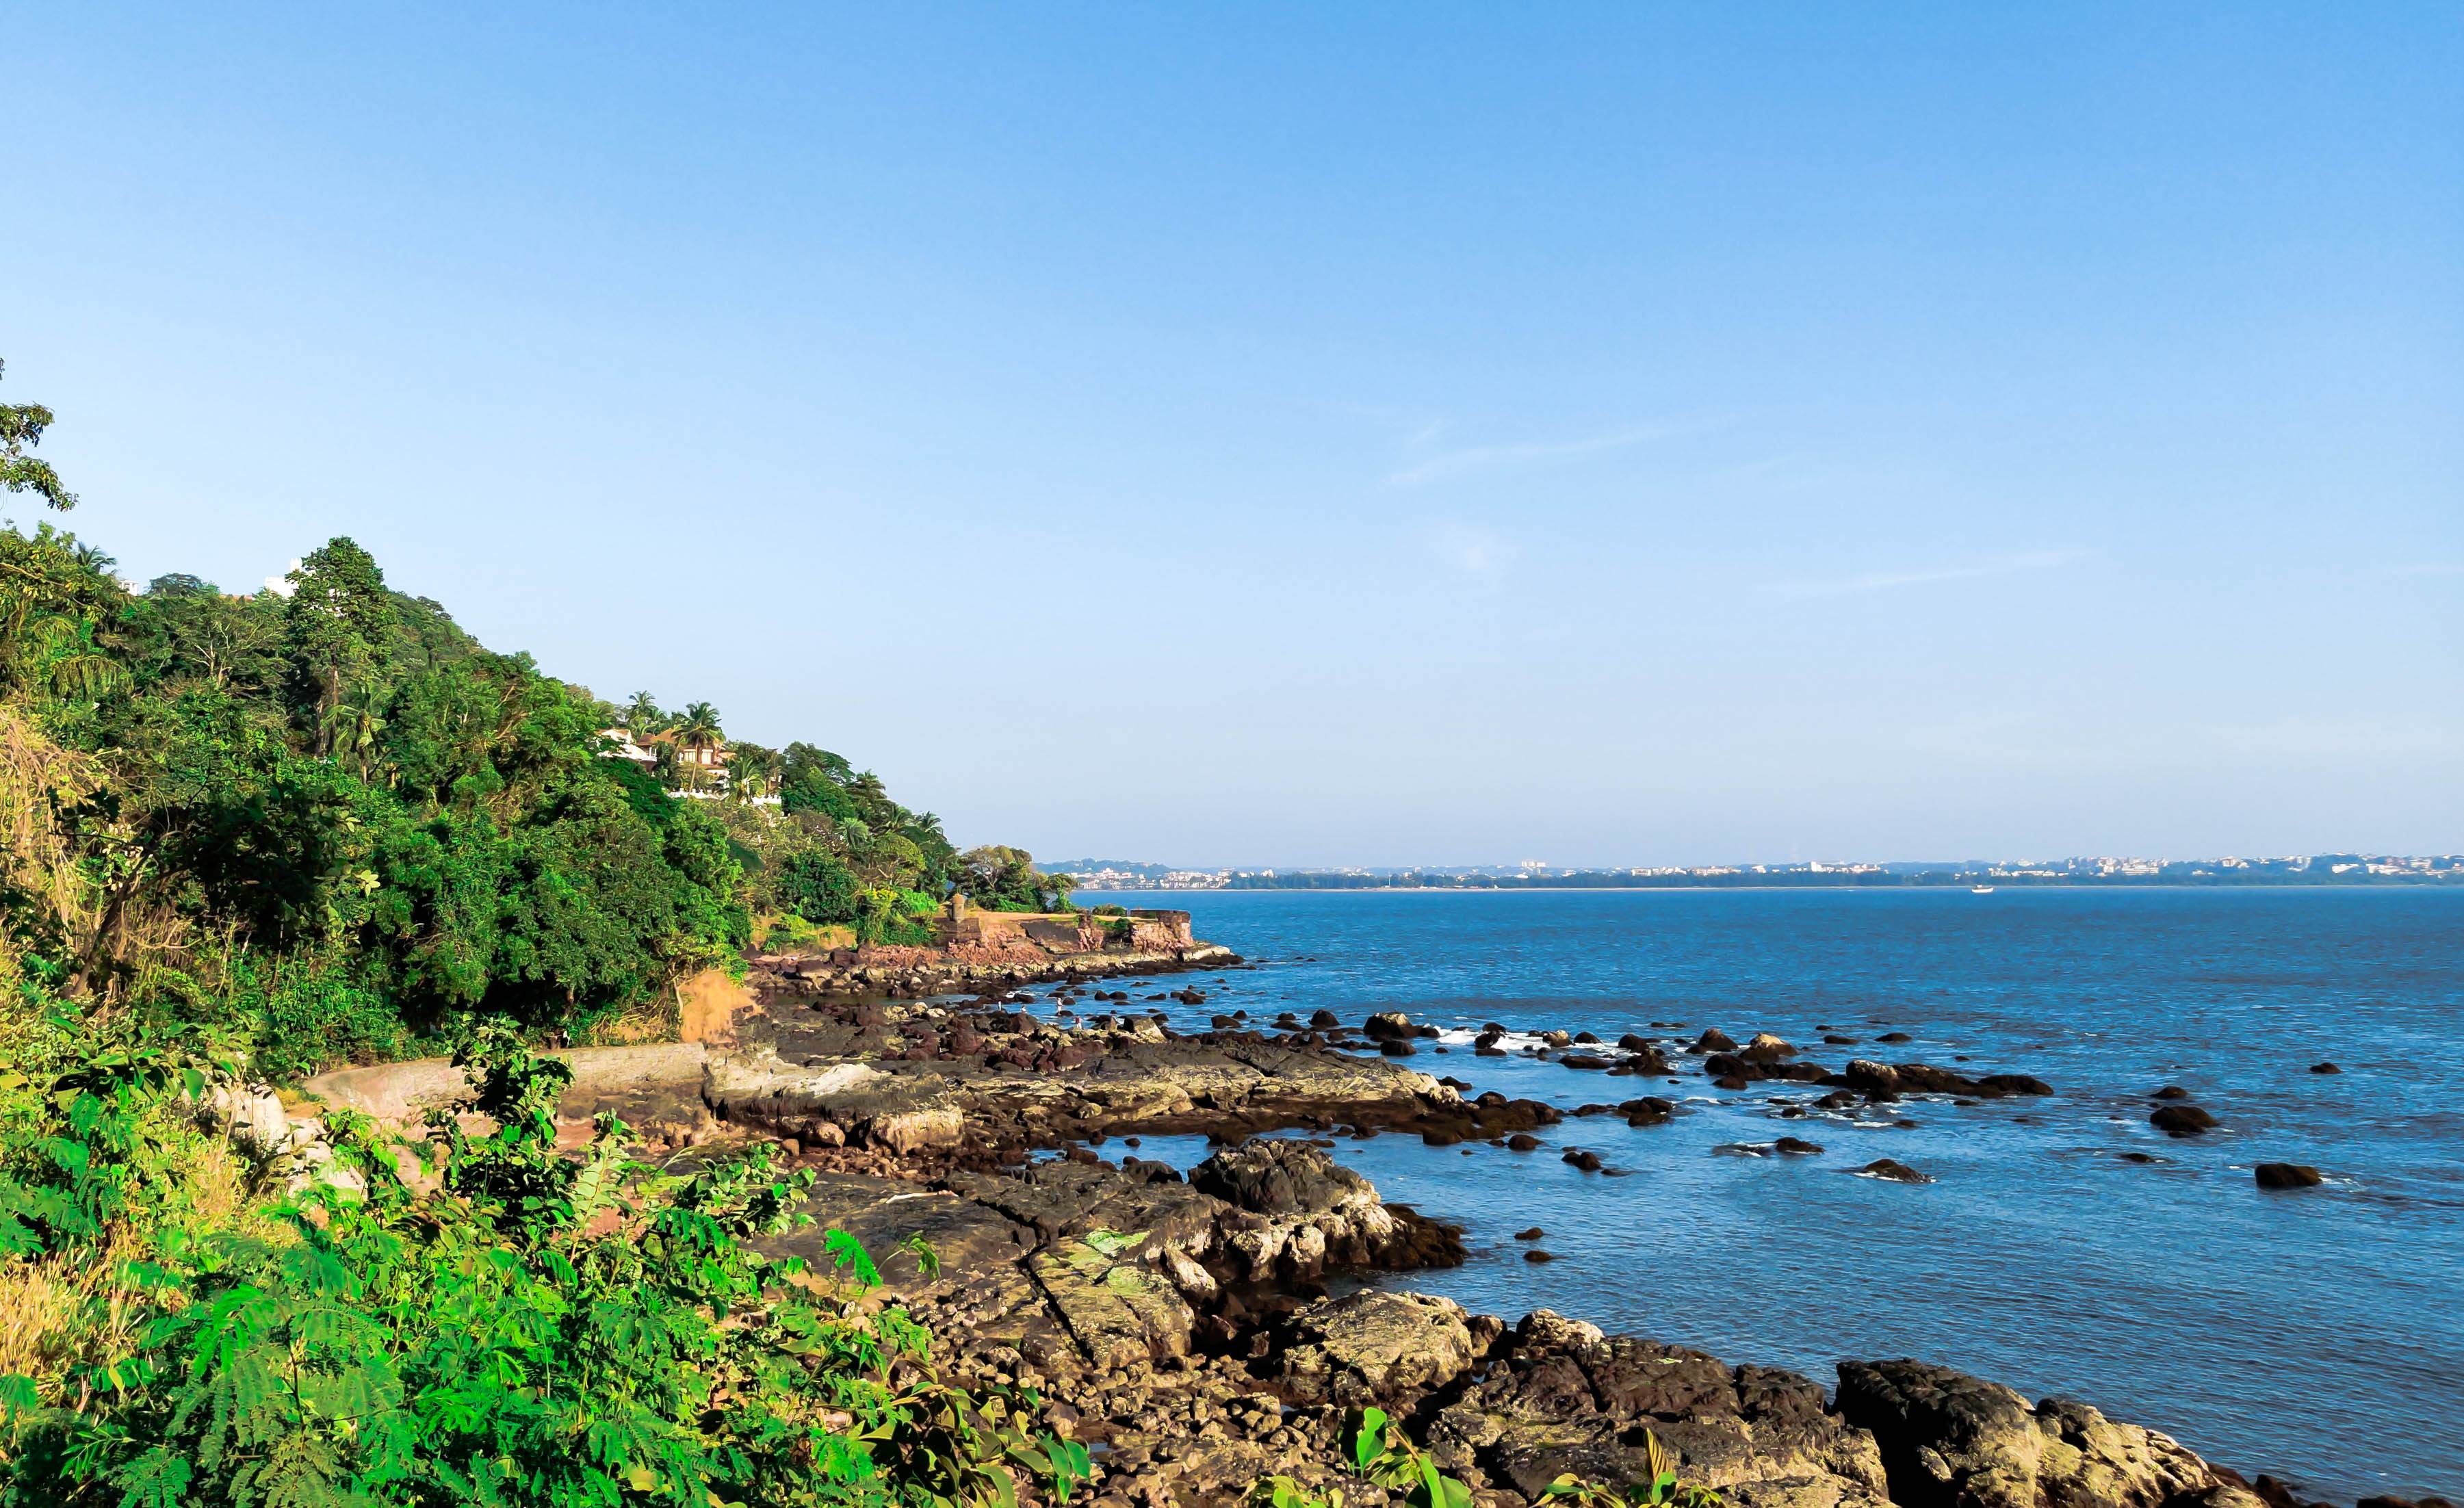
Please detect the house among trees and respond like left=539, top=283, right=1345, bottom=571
left=647, top=727, right=731, bottom=784
left=597, top=721, right=734, bottom=794
left=597, top=727, right=658, bottom=769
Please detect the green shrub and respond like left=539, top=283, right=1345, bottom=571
left=777, top=850, right=861, bottom=926
left=851, top=889, right=936, bottom=948
left=218, top=955, right=406, bottom=1082
left=0, top=1021, right=1039, bottom=1507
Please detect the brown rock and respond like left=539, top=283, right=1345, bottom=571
left=1835, top=1360, right=2222, bottom=1508
left=1858, top=1159, right=1932, bottom=1184
left=1275, top=1289, right=1478, bottom=1407
left=2150, top=1105, right=2218, bottom=1136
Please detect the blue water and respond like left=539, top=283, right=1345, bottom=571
left=1091, top=887, right=2463, bottom=1502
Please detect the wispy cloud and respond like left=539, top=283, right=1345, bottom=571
left=1431, top=521, right=1517, bottom=577
left=1774, top=549, right=2090, bottom=597
left=1384, top=421, right=1683, bottom=488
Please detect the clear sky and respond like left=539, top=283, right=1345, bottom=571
left=7, top=5, right=2459, bottom=867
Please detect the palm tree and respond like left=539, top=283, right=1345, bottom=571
left=669, top=701, right=724, bottom=792
left=728, top=743, right=779, bottom=804
left=334, top=699, right=385, bottom=781
left=623, top=690, right=662, bottom=731
left=675, top=701, right=723, bottom=757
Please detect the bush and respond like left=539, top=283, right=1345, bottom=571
left=0, top=1021, right=1044, bottom=1507
left=229, top=954, right=407, bottom=1081
left=777, top=850, right=861, bottom=926
left=851, top=888, right=936, bottom=948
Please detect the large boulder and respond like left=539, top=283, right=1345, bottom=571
left=1834, top=1362, right=2047, bottom=1508
left=1741, top=1033, right=1799, bottom=1064
left=1028, top=1232, right=1195, bottom=1371
left=938, top=1159, right=1223, bottom=1250
left=703, top=1049, right=966, bottom=1152
left=1834, top=1360, right=2222, bottom=1508
left=1425, top=1312, right=1887, bottom=1503
left=1275, top=1289, right=1480, bottom=1406
left=192, top=1080, right=290, bottom=1156
left=1191, top=1136, right=1375, bottom=1216
left=2034, top=1399, right=2222, bottom=1508
left=1189, top=1138, right=1461, bottom=1278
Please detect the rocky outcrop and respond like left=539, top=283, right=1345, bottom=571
left=1421, top=1310, right=1891, bottom=1503
left=959, top=1035, right=1465, bottom=1143
left=1834, top=1360, right=2235, bottom=1508
left=1273, top=1289, right=1483, bottom=1405
left=703, top=1050, right=968, bottom=1153
left=711, top=999, right=1485, bottom=1154
left=518, top=981, right=2327, bottom=1508
left=1030, top=1235, right=1197, bottom=1372
left=763, top=942, right=1239, bottom=999
left=1189, top=1139, right=1463, bottom=1279
left=1835, top=1061, right=2055, bottom=1101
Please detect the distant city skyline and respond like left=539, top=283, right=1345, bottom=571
left=6, top=5, right=2459, bottom=862
left=1049, top=852, right=2464, bottom=889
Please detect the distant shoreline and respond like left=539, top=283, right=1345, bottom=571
left=1073, top=876, right=2464, bottom=894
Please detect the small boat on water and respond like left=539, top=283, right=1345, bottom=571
left=1971, top=885, right=1995, bottom=894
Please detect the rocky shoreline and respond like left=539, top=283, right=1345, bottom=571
left=295, top=959, right=2449, bottom=1508
left=756, top=937, right=1242, bottom=1000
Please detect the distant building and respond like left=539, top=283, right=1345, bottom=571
left=597, top=728, right=658, bottom=768
left=597, top=727, right=732, bottom=792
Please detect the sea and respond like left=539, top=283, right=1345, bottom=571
left=1071, top=887, right=2463, bottom=1503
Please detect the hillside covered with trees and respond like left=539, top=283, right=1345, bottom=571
left=0, top=369, right=1093, bottom=1505
left=0, top=378, right=1069, bottom=1082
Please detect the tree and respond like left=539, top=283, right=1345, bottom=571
left=672, top=700, right=724, bottom=792
left=0, top=358, right=77, bottom=512
left=728, top=740, right=780, bottom=803
left=954, top=845, right=1071, bottom=913
left=283, top=537, right=396, bottom=754
left=775, top=849, right=860, bottom=924
left=675, top=700, right=723, bottom=753
left=623, top=689, right=663, bottom=731
left=0, top=523, right=126, bottom=699
left=125, top=577, right=285, bottom=692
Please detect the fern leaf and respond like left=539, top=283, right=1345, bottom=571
left=109, top=1447, right=193, bottom=1508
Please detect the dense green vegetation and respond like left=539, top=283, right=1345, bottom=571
left=0, top=1011, right=1072, bottom=1504
left=0, top=369, right=1091, bottom=1503
left=0, top=367, right=1068, bottom=1080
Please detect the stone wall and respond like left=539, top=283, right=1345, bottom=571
left=1126, top=909, right=1195, bottom=949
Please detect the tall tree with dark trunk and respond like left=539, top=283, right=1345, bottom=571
left=282, top=536, right=395, bottom=755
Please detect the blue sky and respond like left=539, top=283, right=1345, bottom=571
left=7, top=5, right=2459, bottom=866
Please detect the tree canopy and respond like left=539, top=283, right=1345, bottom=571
left=0, top=367, right=1061, bottom=1076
